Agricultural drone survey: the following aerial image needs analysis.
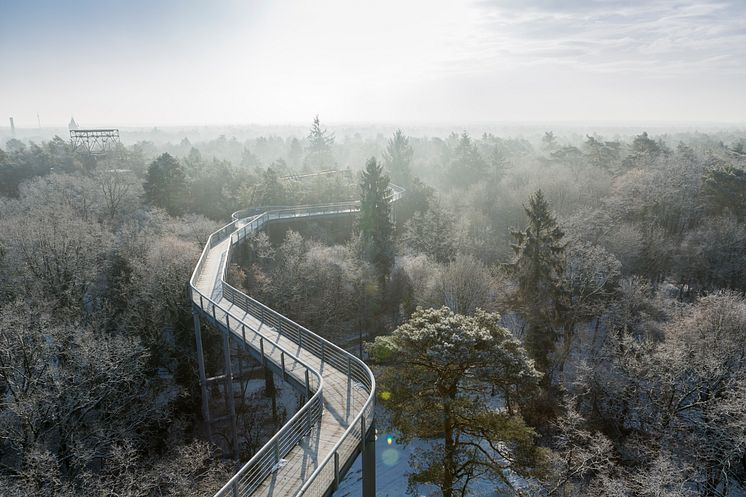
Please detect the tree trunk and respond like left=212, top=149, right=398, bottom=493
left=557, top=321, right=575, bottom=374
left=442, top=400, right=455, bottom=497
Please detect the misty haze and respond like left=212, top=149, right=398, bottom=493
left=1, top=2, right=746, bottom=497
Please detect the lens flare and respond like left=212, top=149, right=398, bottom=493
left=381, top=448, right=399, bottom=466
left=387, top=436, right=393, bottom=445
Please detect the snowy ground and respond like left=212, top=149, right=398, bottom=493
left=335, top=405, right=440, bottom=497
left=335, top=402, right=533, bottom=497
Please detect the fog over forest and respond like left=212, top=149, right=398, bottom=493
left=1, top=2, right=746, bottom=497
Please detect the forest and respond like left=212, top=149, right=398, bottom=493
left=1, top=117, right=746, bottom=497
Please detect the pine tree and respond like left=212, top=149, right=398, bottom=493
left=304, top=115, right=335, bottom=170
left=511, top=190, right=566, bottom=371
left=143, top=153, right=188, bottom=216
left=359, top=157, right=393, bottom=286
left=446, top=132, right=486, bottom=189
left=382, top=129, right=414, bottom=187
left=369, top=307, right=542, bottom=497
left=702, top=165, right=746, bottom=220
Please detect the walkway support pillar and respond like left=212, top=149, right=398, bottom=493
left=362, top=418, right=376, bottom=497
left=193, top=308, right=212, bottom=441
left=222, top=330, right=240, bottom=461
left=265, top=366, right=278, bottom=430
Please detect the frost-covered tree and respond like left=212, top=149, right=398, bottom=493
left=0, top=202, right=111, bottom=310
left=369, top=307, right=542, bottom=497
left=93, top=168, right=141, bottom=221
left=400, top=198, right=455, bottom=263
left=558, top=242, right=621, bottom=371
left=0, top=300, right=164, bottom=486
left=651, top=292, right=746, bottom=495
left=437, top=254, right=495, bottom=315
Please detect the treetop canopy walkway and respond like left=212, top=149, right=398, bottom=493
left=189, top=184, right=404, bottom=497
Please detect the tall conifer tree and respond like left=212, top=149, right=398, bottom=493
left=359, top=157, right=393, bottom=285
left=511, top=190, right=566, bottom=371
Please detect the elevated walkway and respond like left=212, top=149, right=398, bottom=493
left=189, top=186, right=403, bottom=497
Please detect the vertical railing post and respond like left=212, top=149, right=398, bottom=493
left=347, top=356, right=352, bottom=387
left=334, top=451, right=340, bottom=490
left=305, top=369, right=310, bottom=399
left=281, top=352, right=286, bottom=380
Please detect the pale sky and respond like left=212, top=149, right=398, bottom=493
left=2, top=0, right=745, bottom=127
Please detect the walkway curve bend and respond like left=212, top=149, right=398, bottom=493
left=189, top=185, right=404, bottom=497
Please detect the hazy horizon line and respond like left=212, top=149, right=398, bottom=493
left=4, top=119, right=746, bottom=130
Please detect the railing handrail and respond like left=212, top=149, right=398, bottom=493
left=191, top=222, right=327, bottom=497
left=230, top=185, right=405, bottom=222
left=190, top=182, right=404, bottom=497
left=206, top=290, right=325, bottom=496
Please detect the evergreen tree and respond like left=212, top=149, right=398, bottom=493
left=486, top=145, right=508, bottom=182
left=287, top=137, right=303, bottom=168
left=254, top=167, right=288, bottom=205
left=702, top=165, right=746, bottom=220
left=446, top=132, right=486, bottom=189
left=510, top=190, right=566, bottom=371
left=542, top=131, right=558, bottom=152
left=183, top=147, right=204, bottom=177
left=240, top=146, right=262, bottom=169
left=382, top=129, right=414, bottom=187
left=583, top=135, right=621, bottom=171
left=401, top=199, right=455, bottom=263
left=304, top=115, right=335, bottom=170
left=143, top=153, right=188, bottom=216
left=369, top=307, right=542, bottom=497
left=359, top=157, right=393, bottom=285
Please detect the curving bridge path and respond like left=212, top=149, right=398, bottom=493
left=189, top=186, right=404, bottom=497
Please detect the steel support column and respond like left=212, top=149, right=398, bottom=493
left=362, top=419, right=376, bottom=497
left=192, top=308, right=212, bottom=441
left=222, top=331, right=240, bottom=460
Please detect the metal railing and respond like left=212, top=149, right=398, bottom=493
left=189, top=184, right=404, bottom=497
